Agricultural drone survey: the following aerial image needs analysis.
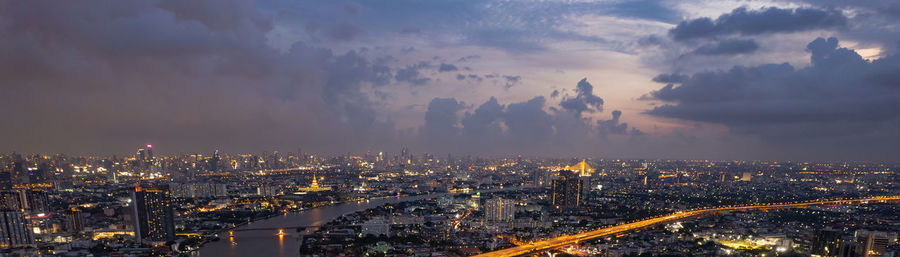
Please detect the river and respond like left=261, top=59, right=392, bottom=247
left=197, top=186, right=528, bottom=257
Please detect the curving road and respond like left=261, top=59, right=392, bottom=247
left=474, top=195, right=900, bottom=257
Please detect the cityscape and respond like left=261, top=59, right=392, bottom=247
left=2, top=1, right=900, bottom=257
left=0, top=149, right=897, bottom=256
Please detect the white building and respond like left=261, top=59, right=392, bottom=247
left=484, top=198, right=515, bottom=222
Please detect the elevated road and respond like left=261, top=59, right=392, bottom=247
left=475, top=195, right=900, bottom=257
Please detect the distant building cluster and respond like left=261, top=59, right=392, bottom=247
left=0, top=145, right=896, bottom=256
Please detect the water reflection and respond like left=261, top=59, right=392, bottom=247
left=199, top=187, right=525, bottom=257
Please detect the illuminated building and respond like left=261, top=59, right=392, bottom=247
left=131, top=186, right=175, bottom=243
left=552, top=171, right=582, bottom=208
left=296, top=174, right=331, bottom=192
left=0, top=210, right=34, bottom=248
left=22, top=189, right=49, bottom=215
left=483, top=198, right=515, bottom=222
left=564, top=159, right=595, bottom=177
left=68, top=208, right=84, bottom=235
left=855, top=229, right=895, bottom=257
left=740, top=172, right=752, bottom=182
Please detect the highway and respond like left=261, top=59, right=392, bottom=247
left=474, top=195, right=900, bottom=257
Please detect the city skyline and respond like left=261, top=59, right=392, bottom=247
left=2, top=1, right=900, bottom=161
left=2, top=2, right=900, bottom=256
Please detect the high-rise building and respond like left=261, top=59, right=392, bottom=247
left=68, top=208, right=84, bottom=235
left=0, top=171, right=10, bottom=190
left=837, top=236, right=858, bottom=257
left=131, top=186, right=175, bottom=243
left=552, top=171, right=583, bottom=208
left=23, top=189, right=49, bottom=215
left=0, top=210, right=34, bottom=248
left=10, top=154, right=28, bottom=185
left=145, top=144, right=154, bottom=161
left=0, top=191, right=18, bottom=210
left=210, top=150, right=220, bottom=172
left=855, top=229, right=896, bottom=257
left=812, top=227, right=842, bottom=256
left=483, top=198, right=515, bottom=222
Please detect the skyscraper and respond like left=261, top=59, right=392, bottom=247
left=68, top=207, right=84, bottom=235
left=145, top=144, right=154, bottom=161
left=552, top=170, right=583, bottom=208
left=210, top=149, right=220, bottom=172
left=483, top=198, right=515, bottom=222
left=131, top=186, right=175, bottom=243
left=812, top=227, right=842, bottom=256
left=855, top=229, right=895, bottom=257
left=0, top=210, right=34, bottom=248
left=23, top=189, right=49, bottom=215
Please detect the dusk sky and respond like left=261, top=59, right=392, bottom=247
left=2, top=0, right=900, bottom=160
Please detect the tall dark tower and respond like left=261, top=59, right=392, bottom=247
left=210, top=150, right=220, bottom=172
left=551, top=170, right=583, bottom=208
left=145, top=144, right=153, bottom=161
left=68, top=208, right=84, bottom=235
left=131, top=186, right=175, bottom=243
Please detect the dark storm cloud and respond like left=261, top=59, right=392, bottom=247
left=669, top=7, right=847, bottom=41
left=559, top=78, right=604, bottom=117
left=644, top=37, right=900, bottom=160
left=0, top=0, right=413, bottom=154
left=419, top=78, right=643, bottom=155
left=423, top=98, right=464, bottom=143
left=504, top=97, right=554, bottom=145
left=692, top=39, right=759, bottom=56
left=460, top=97, right=504, bottom=149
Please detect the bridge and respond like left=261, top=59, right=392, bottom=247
left=230, top=224, right=358, bottom=232
left=474, top=195, right=900, bottom=257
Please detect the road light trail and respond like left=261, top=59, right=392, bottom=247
left=475, top=195, right=900, bottom=257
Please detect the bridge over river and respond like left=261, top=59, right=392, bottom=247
left=474, top=195, right=900, bottom=257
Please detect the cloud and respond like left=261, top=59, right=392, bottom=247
left=460, top=97, right=504, bottom=149
left=652, top=73, right=689, bottom=84
left=669, top=7, right=847, bottom=41
left=417, top=78, right=646, bottom=155
left=504, top=97, right=554, bottom=145
left=330, top=21, right=363, bottom=41
left=596, top=110, right=642, bottom=136
left=394, top=61, right=432, bottom=86
left=457, top=55, right=481, bottom=62
left=438, top=63, right=458, bottom=72
left=559, top=78, right=604, bottom=117
left=644, top=37, right=900, bottom=160
left=423, top=98, right=464, bottom=144
left=503, top=75, right=521, bottom=89
left=0, top=0, right=408, bottom=154
left=610, top=0, right=680, bottom=23
left=692, top=39, right=759, bottom=55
